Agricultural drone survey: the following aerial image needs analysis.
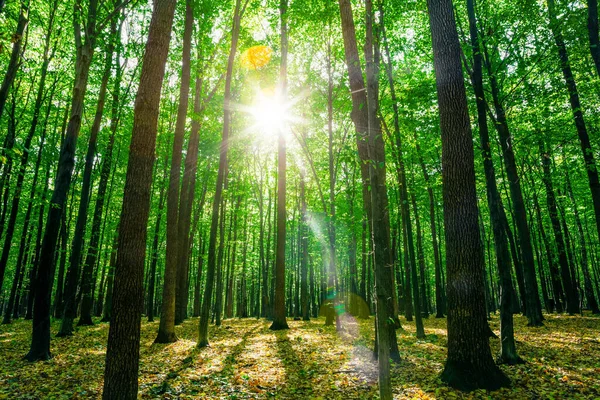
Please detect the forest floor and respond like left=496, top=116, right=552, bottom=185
left=0, top=312, right=599, bottom=399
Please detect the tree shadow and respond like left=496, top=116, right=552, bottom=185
left=274, top=331, right=319, bottom=398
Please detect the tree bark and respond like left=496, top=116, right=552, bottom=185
left=427, top=0, right=509, bottom=390
left=270, top=0, right=290, bottom=331
left=102, top=0, right=177, bottom=395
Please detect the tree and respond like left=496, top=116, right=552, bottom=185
left=427, top=0, right=510, bottom=390
left=198, top=0, right=244, bottom=347
left=270, top=0, right=290, bottom=331
left=102, top=0, right=178, bottom=396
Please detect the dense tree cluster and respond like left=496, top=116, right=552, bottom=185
left=0, top=0, right=599, bottom=397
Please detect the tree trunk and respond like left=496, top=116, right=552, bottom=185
left=466, top=0, right=522, bottom=364
left=427, top=0, right=509, bottom=390
left=549, top=0, right=600, bottom=247
left=539, top=140, right=579, bottom=314
left=482, top=38, right=543, bottom=326
left=79, top=15, right=123, bottom=326
left=198, top=0, right=242, bottom=346
left=0, top=2, right=28, bottom=122
left=154, top=0, right=193, bottom=343
left=25, top=0, right=99, bottom=362
left=102, top=0, right=177, bottom=395
left=148, top=167, right=167, bottom=322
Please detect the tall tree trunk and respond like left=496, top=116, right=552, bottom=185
left=548, top=0, right=600, bottom=246
left=198, top=0, right=243, bottom=347
left=0, top=2, right=28, bottom=122
left=410, top=192, right=429, bottom=318
left=482, top=37, right=543, bottom=326
left=25, top=0, right=99, bottom=361
left=466, top=0, right=522, bottom=364
left=102, top=0, right=177, bottom=395
left=2, top=80, right=54, bottom=324
left=532, top=189, right=564, bottom=313
left=539, top=140, right=579, bottom=314
left=0, top=5, right=50, bottom=295
left=379, top=3, right=421, bottom=332
left=60, top=16, right=118, bottom=334
left=427, top=0, right=509, bottom=390
left=300, top=172, right=309, bottom=321
left=148, top=167, right=167, bottom=322
left=79, top=15, right=123, bottom=326
left=155, top=0, right=193, bottom=342
left=270, top=0, right=290, bottom=331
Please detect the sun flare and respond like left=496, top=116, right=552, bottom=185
left=248, top=91, right=289, bottom=137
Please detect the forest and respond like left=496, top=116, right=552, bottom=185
left=0, top=0, right=599, bottom=398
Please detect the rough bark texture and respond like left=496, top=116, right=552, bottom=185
left=427, top=0, right=509, bottom=390
left=102, top=0, right=177, bottom=396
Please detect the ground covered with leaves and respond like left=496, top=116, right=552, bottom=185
left=1, top=312, right=599, bottom=399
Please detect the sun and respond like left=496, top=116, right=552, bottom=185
left=248, top=90, right=289, bottom=137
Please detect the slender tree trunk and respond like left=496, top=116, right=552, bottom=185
left=300, top=172, right=309, bottom=321
left=154, top=0, right=193, bottom=342
left=539, top=140, right=579, bottom=314
left=548, top=0, right=600, bottom=247
left=2, top=82, right=53, bottom=324
left=148, top=167, right=167, bottom=322
left=532, top=189, right=564, bottom=313
left=79, top=16, right=123, bottom=326
left=482, top=38, right=543, bottom=326
left=0, top=2, right=28, bottom=123
left=270, top=0, right=290, bottom=331
left=0, top=8, right=50, bottom=295
left=198, top=0, right=242, bottom=347
left=379, top=3, right=421, bottom=332
left=466, top=0, right=522, bottom=364
left=102, top=0, right=177, bottom=395
left=60, top=17, right=117, bottom=334
left=25, top=0, right=99, bottom=361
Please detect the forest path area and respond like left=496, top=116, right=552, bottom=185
left=1, top=314, right=599, bottom=399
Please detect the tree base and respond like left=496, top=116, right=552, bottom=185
left=77, top=316, right=94, bottom=326
left=2, top=317, right=12, bottom=325
left=24, top=350, right=52, bottom=362
left=154, top=331, right=178, bottom=344
left=269, top=321, right=289, bottom=330
left=526, top=320, right=544, bottom=327
left=497, top=353, right=525, bottom=366
left=56, top=328, right=74, bottom=338
left=435, top=313, right=445, bottom=318
left=197, top=339, right=209, bottom=348
left=441, top=359, right=510, bottom=391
